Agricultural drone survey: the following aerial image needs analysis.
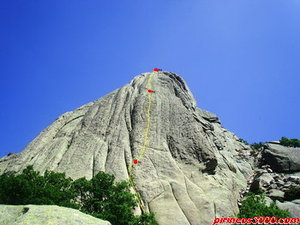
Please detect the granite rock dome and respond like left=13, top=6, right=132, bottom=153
left=0, top=71, right=255, bottom=225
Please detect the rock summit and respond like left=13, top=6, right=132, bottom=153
left=0, top=71, right=255, bottom=225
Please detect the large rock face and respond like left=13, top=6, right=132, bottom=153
left=0, top=71, right=254, bottom=225
left=262, top=143, right=300, bottom=173
left=0, top=205, right=111, bottom=225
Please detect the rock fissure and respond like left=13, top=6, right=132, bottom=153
left=183, top=177, right=200, bottom=213
left=54, top=115, right=84, bottom=138
left=169, top=182, right=193, bottom=225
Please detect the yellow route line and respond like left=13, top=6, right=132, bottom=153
left=128, top=71, right=156, bottom=213
left=138, top=72, right=154, bottom=161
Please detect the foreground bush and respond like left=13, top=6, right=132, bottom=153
left=237, top=193, right=291, bottom=222
left=0, top=166, right=76, bottom=207
left=0, top=166, right=157, bottom=225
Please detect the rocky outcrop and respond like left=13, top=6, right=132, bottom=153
left=276, top=200, right=300, bottom=218
left=245, top=143, right=300, bottom=217
left=0, top=71, right=255, bottom=225
left=0, top=205, right=111, bottom=225
left=262, top=143, right=300, bottom=173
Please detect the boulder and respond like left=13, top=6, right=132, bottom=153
left=268, top=189, right=285, bottom=201
left=265, top=197, right=274, bottom=207
left=262, top=143, right=300, bottom=173
left=249, top=172, right=274, bottom=192
left=292, top=199, right=300, bottom=204
left=276, top=200, right=300, bottom=218
left=0, top=205, right=111, bottom=225
left=287, top=176, right=300, bottom=184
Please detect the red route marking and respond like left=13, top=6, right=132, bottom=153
left=147, top=89, right=154, bottom=93
left=133, top=160, right=138, bottom=164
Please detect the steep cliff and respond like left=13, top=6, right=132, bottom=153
left=0, top=71, right=255, bottom=225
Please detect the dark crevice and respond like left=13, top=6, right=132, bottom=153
left=168, top=73, right=188, bottom=92
left=54, top=115, right=84, bottom=138
left=213, top=202, right=217, bottom=218
left=67, top=132, right=76, bottom=149
left=124, top=145, right=130, bottom=178
left=221, top=155, right=237, bottom=173
left=167, top=135, right=182, bottom=160
left=55, top=132, right=76, bottom=170
left=149, top=191, right=164, bottom=204
left=104, top=145, right=111, bottom=172
left=127, top=106, right=134, bottom=157
left=22, top=207, right=29, bottom=214
left=92, top=154, right=95, bottom=178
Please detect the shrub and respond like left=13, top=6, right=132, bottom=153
left=77, top=172, right=137, bottom=225
left=0, top=172, right=31, bottom=205
left=0, top=166, right=78, bottom=208
left=280, top=137, right=300, bottom=147
left=131, top=213, right=158, bottom=225
left=251, top=142, right=265, bottom=150
left=0, top=166, right=158, bottom=225
left=237, top=192, right=291, bottom=224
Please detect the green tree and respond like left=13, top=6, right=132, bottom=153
left=41, top=170, right=77, bottom=208
left=131, top=213, right=158, bottom=225
left=280, top=137, right=300, bottom=147
left=0, top=166, right=158, bottom=225
left=72, top=177, right=91, bottom=207
left=73, top=171, right=158, bottom=225
left=79, top=172, right=136, bottom=225
left=0, top=166, right=77, bottom=208
left=0, top=173, right=31, bottom=204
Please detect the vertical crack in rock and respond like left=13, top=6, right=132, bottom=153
left=92, top=154, right=95, bottom=177
left=184, top=177, right=199, bottom=212
left=213, top=202, right=217, bottom=218
left=170, top=182, right=192, bottom=225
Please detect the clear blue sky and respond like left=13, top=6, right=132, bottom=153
left=1, top=1, right=299, bottom=158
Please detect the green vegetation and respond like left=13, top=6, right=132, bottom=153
left=251, top=142, right=265, bottom=150
left=0, top=166, right=76, bottom=208
left=280, top=137, right=300, bottom=148
left=236, top=193, right=291, bottom=225
left=238, top=137, right=265, bottom=150
left=239, top=138, right=249, bottom=145
left=0, top=166, right=158, bottom=225
left=239, top=136, right=300, bottom=149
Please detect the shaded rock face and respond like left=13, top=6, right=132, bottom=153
left=262, top=143, right=300, bottom=173
left=0, top=71, right=254, bottom=225
left=0, top=205, right=111, bottom=225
